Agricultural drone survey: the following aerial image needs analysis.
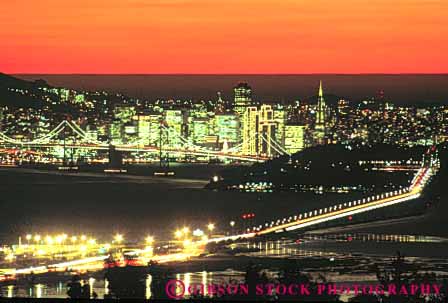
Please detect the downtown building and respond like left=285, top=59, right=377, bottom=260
left=241, top=104, right=280, bottom=157
left=313, top=81, right=327, bottom=146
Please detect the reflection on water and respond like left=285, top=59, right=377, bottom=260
left=104, top=279, right=109, bottom=296
left=3, top=233, right=448, bottom=299
left=172, top=271, right=223, bottom=298
left=1, top=270, right=242, bottom=299
left=2, top=279, right=107, bottom=299
left=145, top=275, right=151, bottom=299
left=233, top=240, right=337, bottom=258
left=7, top=285, right=13, bottom=298
left=303, top=233, right=448, bottom=243
left=35, top=284, right=43, bottom=298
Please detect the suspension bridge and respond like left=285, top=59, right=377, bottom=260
left=0, top=120, right=290, bottom=163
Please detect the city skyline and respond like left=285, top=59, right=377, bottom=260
left=15, top=74, right=448, bottom=105
left=1, top=73, right=446, bottom=163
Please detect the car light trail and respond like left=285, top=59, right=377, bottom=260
left=209, top=164, right=435, bottom=243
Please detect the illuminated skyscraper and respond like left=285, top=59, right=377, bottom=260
left=285, top=124, right=306, bottom=154
left=136, top=114, right=151, bottom=144
left=190, top=117, right=210, bottom=144
left=240, top=105, right=279, bottom=156
left=242, top=107, right=259, bottom=155
left=258, top=105, right=277, bottom=156
left=149, top=114, right=163, bottom=145
left=110, top=119, right=122, bottom=145
left=314, top=81, right=327, bottom=145
left=136, top=114, right=163, bottom=146
left=164, top=109, right=185, bottom=147
left=215, top=113, right=240, bottom=146
left=273, top=106, right=286, bottom=147
left=316, top=80, right=326, bottom=126
left=234, top=82, right=256, bottom=115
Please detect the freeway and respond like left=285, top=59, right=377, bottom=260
left=1, top=142, right=270, bottom=163
left=209, top=164, right=435, bottom=243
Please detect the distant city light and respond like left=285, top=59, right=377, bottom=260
left=114, top=234, right=123, bottom=244
left=145, top=236, right=154, bottom=244
left=174, top=230, right=183, bottom=239
left=207, top=223, right=215, bottom=231
left=192, top=229, right=204, bottom=237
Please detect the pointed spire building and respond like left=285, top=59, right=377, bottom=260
left=316, top=80, right=326, bottom=127
left=314, top=80, right=327, bottom=145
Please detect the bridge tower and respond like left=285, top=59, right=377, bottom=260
left=63, top=123, right=67, bottom=165
left=61, top=122, right=74, bottom=166
left=158, top=119, right=170, bottom=169
left=108, top=144, right=123, bottom=169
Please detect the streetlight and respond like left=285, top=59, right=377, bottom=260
left=55, top=235, right=63, bottom=244
left=34, top=234, right=41, bottom=244
left=193, top=229, right=204, bottom=237
left=230, top=221, right=235, bottom=235
left=45, top=235, right=53, bottom=245
left=114, top=234, right=123, bottom=244
left=183, top=239, right=191, bottom=247
left=145, top=236, right=154, bottom=245
left=26, top=234, right=32, bottom=244
left=174, top=230, right=183, bottom=239
left=182, top=227, right=190, bottom=235
left=207, top=223, right=215, bottom=232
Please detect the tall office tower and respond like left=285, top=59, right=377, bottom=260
left=109, top=119, right=123, bottom=145
left=234, top=82, right=254, bottom=115
left=164, top=109, right=184, bottom=147
left=258, top=105, right=277, bottom=156
left=314, top=81, right=327, bottom=145
left=316, top=81, right=326, bottom=126
left=215, top=113, right=240, bottom=147
left=285, top=124, right=307, bottom=154
left=136, top=113, right=164, bottom=146
left=136, top=114, right=151, bottom=145
left=190, top=117, right=210, bottom=145
left=149, top=114, right=163, bottom=145
left=273, top=105, right=287, bottom=148
left=123, top=122, right=139, bottom=144
left=242, top=107, right=259, bottom=155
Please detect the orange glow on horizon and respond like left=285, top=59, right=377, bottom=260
left=1, top=0, right=447, bottom=74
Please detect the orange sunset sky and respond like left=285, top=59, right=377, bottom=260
left=1, top=0, right=447, bottom=74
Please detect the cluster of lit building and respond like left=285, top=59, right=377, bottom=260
left=1, top=81, right=447, bottom=160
